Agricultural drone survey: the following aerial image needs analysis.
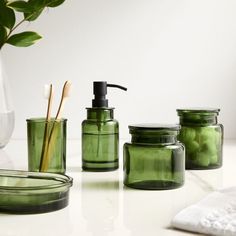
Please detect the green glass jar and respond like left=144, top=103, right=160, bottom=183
left=123, top=124, right=185, bottom=190
left=27, top=118, right=67, bottom=174
left=82, top=108, right=119, bottom=171
left=177, top=108, right=223, bottom=169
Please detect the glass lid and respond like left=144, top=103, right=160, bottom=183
left=177, top=108, right=220, bottom=114
left=129, top=124, right=180, bottom=132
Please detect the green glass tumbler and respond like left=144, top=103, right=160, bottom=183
left=123, top=124, right=185, bottom=190
left=27, top=118, right=67, bottom=174
left=177, top=108, right=223, bottom=170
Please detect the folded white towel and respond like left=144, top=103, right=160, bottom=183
left=172, top=187, right=236, bottom=236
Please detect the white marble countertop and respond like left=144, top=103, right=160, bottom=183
left=0, top=139, right=235, bottom=236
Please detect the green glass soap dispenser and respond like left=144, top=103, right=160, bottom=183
left=82, top=81, right=127, bottom=171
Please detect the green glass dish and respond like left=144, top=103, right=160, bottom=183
left=27, top=118, right=67, bottom=174
left=0, top=169, right=73, bottom=214
left=82, top=108, right=119, bottom=171
left=177, top=108, right=223, bottom=170
left=123, top=124, right=185, bottom=190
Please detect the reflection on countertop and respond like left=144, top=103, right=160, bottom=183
left=81, top=171, right=119, bottom=235
left=0, top=140, right=234, bottom=236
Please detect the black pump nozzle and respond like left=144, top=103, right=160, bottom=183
left=92, top=81, right=127, bottom=107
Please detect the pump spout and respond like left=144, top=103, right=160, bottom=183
left=92, top=81, right=127, bottom=108
left=107, top=84, right=127, bottom=91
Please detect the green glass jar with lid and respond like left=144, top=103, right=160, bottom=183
left=177, top=108, right=223, bottom=170
left=123, top=124, right=185, bottom=190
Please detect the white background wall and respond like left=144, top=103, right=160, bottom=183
left=2, top=0, right=236, bottom=140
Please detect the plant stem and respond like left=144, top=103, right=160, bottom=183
left=1, top=18, right=26, bottom=48
left=1, top=8, right=43, bottom=48
left=10, top=18, right=26, bottom=35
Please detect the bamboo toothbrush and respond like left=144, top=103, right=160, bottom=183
left=39, top=84, right=53, bottom=171
left=40, top=81, right=71, bottom=172
left=54, top=80, right=72, bottom=121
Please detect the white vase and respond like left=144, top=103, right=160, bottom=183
left=0, top=53, right=14, bottom=148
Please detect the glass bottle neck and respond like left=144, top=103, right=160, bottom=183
left=86, top=108, right=114, bottom=121
left=179, top=114, right=218, bottom=126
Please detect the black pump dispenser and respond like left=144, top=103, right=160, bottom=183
left=92, top=81, right=127, bottom=107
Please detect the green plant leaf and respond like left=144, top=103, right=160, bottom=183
left=7, top=1, right=33, bottom=13
left=0, top=0, right=16, bottom=29
left=23, top=0, right=65, bottom=21
left=24, top=8, right=44, bottom=21
left=46, top=0, right=65, bottom=7
left=0, top=25, right=7, bottom=48
left=27, top=0, right=46, bottom=9
left=0, top=0, right=6, bottom=8
left=24, top=0, right=45, bottom=21
left=6, top=31, right=42, bottom=47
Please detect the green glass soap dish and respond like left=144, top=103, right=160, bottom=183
left=0, top=169, right=73, bottom=214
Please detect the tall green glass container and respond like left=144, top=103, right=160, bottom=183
left=82, top=81, right=127, bottom=172
left=123, top=124, right=185, bottom=190
left=82, top=108, right=119, bottom=171
left=27, top=118, right=67, bottom=174
left=177, top=108, right=223, bottom=170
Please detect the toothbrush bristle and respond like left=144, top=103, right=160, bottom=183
left=63, top=81, right=71, bottom=97
left=44, top=84, right=51, bottom=99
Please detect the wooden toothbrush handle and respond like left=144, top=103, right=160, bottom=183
left=39, top=85, right=53, bottom=171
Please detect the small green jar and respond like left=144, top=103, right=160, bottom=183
left=177, top=108, right=223, bottom=170
left=123, top=124, right=185, bottom=190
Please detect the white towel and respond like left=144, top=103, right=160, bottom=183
left=172, top=187, right=236, bottom=236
